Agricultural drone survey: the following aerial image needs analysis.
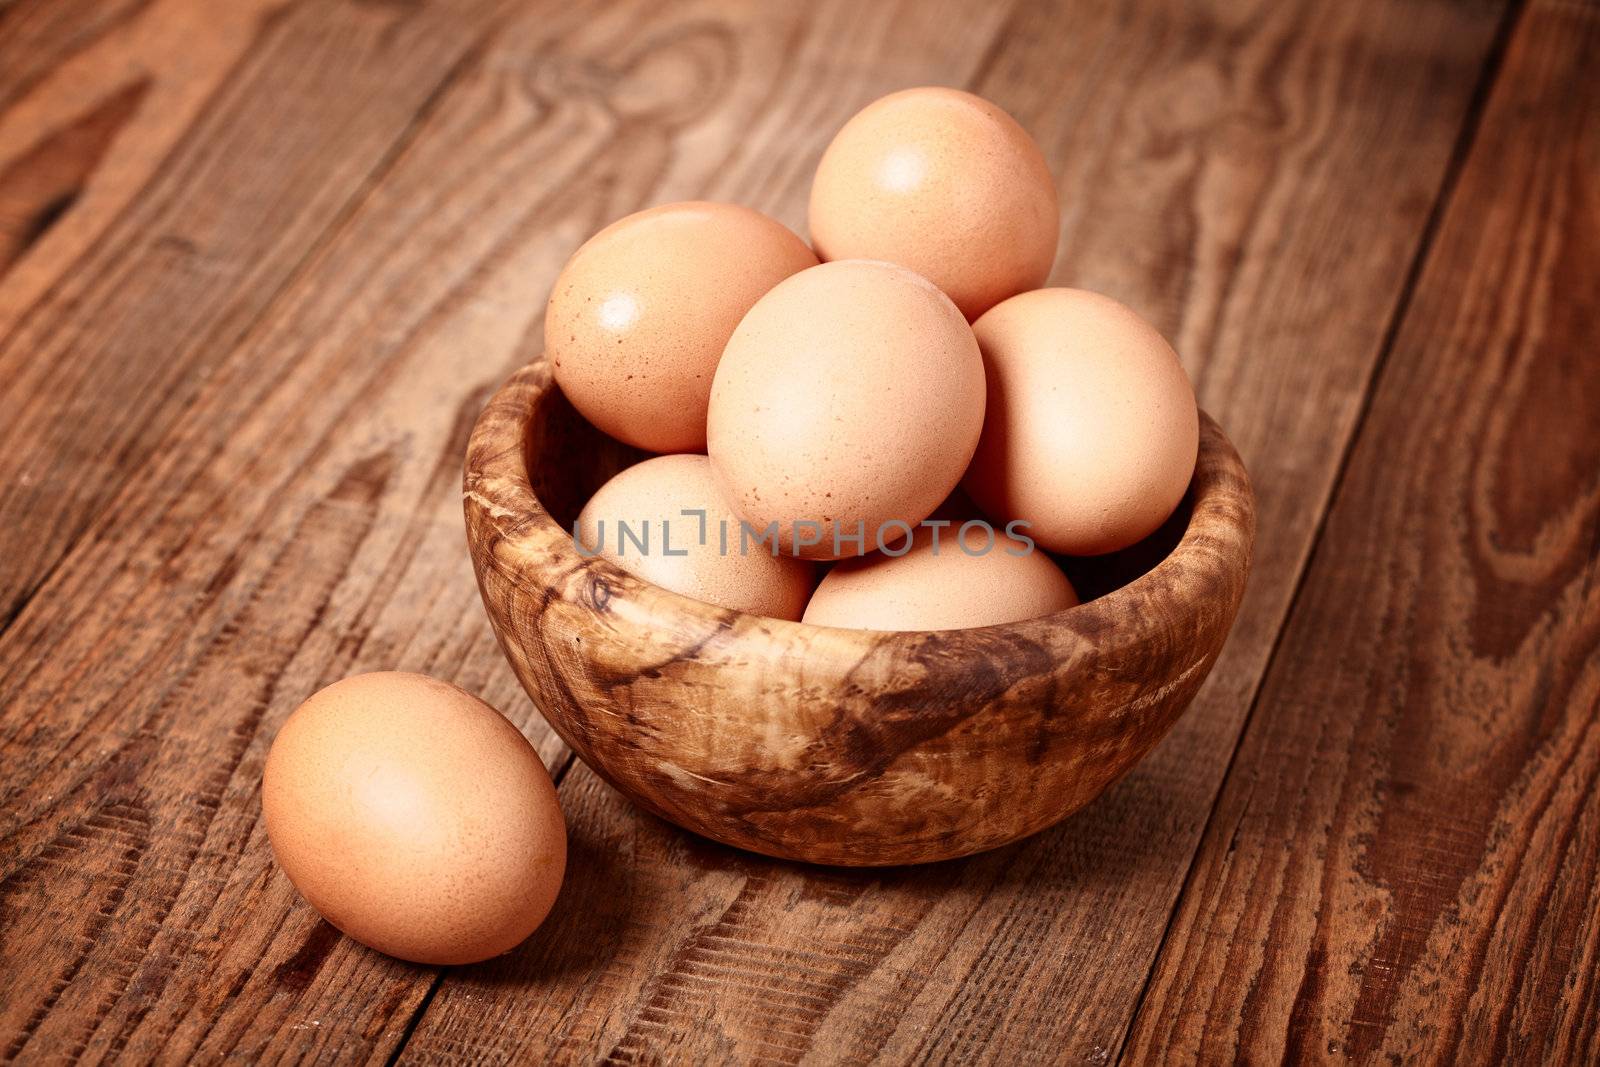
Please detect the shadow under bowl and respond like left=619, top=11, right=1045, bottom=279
left=463, top=360, right=1255, bottom=866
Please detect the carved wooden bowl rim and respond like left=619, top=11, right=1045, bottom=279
left=467, top=359, right=1253, bottom=656
left=464, top=359, right=1255, bottom=864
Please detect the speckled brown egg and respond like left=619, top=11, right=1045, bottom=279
left=808, top=87, right=1059, bottom=320
left=546, top=201, right=818, bottom=453
left=707, top=259, right=986, bottom=561
left=964, top=288, right=1199, bottom=556
left=576, top=454, right=815, bottom=620
left=262, top=672, right=566, bottom=965
left=802, top=521, right=1078, bottom=631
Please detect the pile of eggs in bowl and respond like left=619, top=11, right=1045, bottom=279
left=553, top=86, right=1198, bottom=631
left=260, top=87, right=1202, bottom=968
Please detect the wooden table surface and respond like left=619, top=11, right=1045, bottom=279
left=1, top=0, right=1596, bottom=1062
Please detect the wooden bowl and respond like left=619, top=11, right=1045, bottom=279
left=463, top=361, right=1255, bottom=866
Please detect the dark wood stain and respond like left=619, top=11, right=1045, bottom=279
left=0, top=77, right=148, bottom=279
left=0, top=0, right=153, bottom=113
left=271, top=921, right=344, bottom=993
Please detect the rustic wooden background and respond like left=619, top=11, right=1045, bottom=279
left=1, top=0, right=1595, bottom=1062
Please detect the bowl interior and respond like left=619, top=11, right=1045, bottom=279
left=466, top=360, right=1255, bottom=864
left=524, top=375, right=1195, bottom=612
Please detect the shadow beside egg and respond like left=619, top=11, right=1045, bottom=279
left=1054, top=487, right=1194, bottom=605
left=452, top=783, right=638, bottom=985
left=523, top=379, right=651, bottom=530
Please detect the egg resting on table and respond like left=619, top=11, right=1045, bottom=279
left=262, top=672, right=566, bottom=965
left=707, top=259, right=986, bottom=561
left=802, top=521, right=1078, bottom=631
left=575, top=454, right=815, bottom=620
left=963, top=288, right=1198, bottom=556
left=808, top=87, right=1059, bottom=320
left=545, top=201, right=818, bottom=453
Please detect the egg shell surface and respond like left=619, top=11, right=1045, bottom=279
left=808, top=87, right=1059, bottom=320
left=576, top=454, right=815, bottom=620
left=707, top=259, right=986, bottom=561
left=546, top=201, right=818, bottom=453
left=262, top=672, right=566, bottom=965
left=803, top=521, right=1078, bottom=631
left=964, top=288, right=1199, bottom=556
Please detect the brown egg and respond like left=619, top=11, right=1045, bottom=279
left=546, top=201, right=818, bottom=453
left=707, top=259, right=986, bottom=561
left=808, top=87, right=1059, bottom=320
left=803, top=521, right=1078, bottom=631
left=575, top=454, right=814, bottom=620
left=964, top=288, right=1199, bottom=556
left=262, top=672, right=566, bottom=965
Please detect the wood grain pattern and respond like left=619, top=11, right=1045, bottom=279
left=0, top=0, right=483, bottom=626
left=464, top=360, right=1253, bottom=865
left=0, top=0, right=871, bottom=1059
left=0, top=0, right=152, bottom=112
left=0, top=0, right=292, bottom=321
left=1124, top=1, right=1600, bottom=1061
left=3, top=0, right=1587, bottom=1062
left=406, top=0, right=1512, bottom=1062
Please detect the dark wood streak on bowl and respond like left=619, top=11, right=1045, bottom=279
left=464, top=360, right=1256, bottom=866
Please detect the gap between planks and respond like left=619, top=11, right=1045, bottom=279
left=1108, top=0, right=1531, bottom=1060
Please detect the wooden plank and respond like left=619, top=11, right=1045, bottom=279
left=0, top=0, right=993, bottom=1060
left=0, top=0, right=294, bottom=318
left=397, top=0, right=1510, bottom=1062
left=1123, top=2, right=1600, bottom=1061
left=0, top=0, right=156, bottom=278
left=0, top=0, right=152, bottom=112
left=0, top=0, right=495, bottom=627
